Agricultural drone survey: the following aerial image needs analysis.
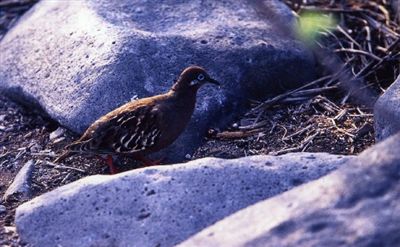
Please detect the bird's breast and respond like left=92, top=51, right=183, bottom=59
left=156, top=93, right=197, bottom=146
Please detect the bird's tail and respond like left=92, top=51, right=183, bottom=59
left=53, top=140, right=89, bottom=163
left=53, top=150, right=71, bottom=163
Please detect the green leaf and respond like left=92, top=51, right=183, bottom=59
left=297, top=12, right=337, bottom=43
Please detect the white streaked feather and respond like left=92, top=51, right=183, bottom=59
left=123, top=135, right=135, bottom=148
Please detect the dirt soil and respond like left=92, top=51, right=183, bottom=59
left=194, top=97, right=374, bottom=159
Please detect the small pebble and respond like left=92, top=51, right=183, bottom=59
left=4, top=226, right=16, bottom=234
left=6, top=162, right=14, bottom=170
left=3, top=160, right=35, bottom=202
left=207, top=128, right=219, bottom=137
left=240, top=118, right=253, bottom=126
left=131, top=95, right=139, bottom=101
left=53, top=136, right=65, bottom=144
left=29, top=143, right=42, bottom=152
left=0, top=205, right=6, bottom=214
left=49, top=127, right=65, bottom=141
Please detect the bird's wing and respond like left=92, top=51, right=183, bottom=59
left=67, top=105, right=162, bottom=154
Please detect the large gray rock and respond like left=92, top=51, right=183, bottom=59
left=15, top=153, right=349, bottom=247
left=392, top=0, right=399, bottom=21
left=374, top=74, right=400, bottom=141
left=0, top=0, right=315, bottom=161
left=179, top=133, right=400, bottom=247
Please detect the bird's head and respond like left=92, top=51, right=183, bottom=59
left=171, top=66, right=220, bottom=92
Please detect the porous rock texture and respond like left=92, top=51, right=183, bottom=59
left=15, top=153, right=349, bottom=247
left=0, top=0, right=315, bottom=161
left=179, top=133, right=400, bottom=247
left=374, top=74, right=400, bottom=141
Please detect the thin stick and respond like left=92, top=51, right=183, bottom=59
left=238, top=120, right=269, bottom=130
left=43, top=161, right=86, bottom=173
left=283, top=125, right=313, bottom=141
left=355, top=37, right=400, bottom=78
left=334, top=48, right=382, bottom=61
left=275, top=130, right=319, bottom=155
left=247, top=75, right=332, bottom=114
left=213, top=128, right=264, bottom=140
left=336, top=24, right=361, bottom=48
left=291, top=86, right=337, bottom=97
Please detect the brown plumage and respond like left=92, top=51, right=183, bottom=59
left=54, top=66, right=220, bottom=173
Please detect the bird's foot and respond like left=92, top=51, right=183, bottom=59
left=106, top=155, right=119, bottom=174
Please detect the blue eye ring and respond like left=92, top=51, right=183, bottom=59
left=197, top=74, right=205, bottom=81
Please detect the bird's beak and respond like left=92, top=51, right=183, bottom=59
left=207, top=78, right=220, bottom=86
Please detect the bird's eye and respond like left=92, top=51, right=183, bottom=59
left=197, top=74, right=205, bottom=81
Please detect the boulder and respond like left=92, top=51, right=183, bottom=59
left=392, top=0, right=399, bottom=21
left=179, top=133, right=400, bottom=247
left=15, top=153, right=349, bottom=247
left=0, top=0, right=315, bottom=161
left=374, top=74, right=400, bottom=141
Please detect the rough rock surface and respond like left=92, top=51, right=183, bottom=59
left=0, top=0, right=315, bottom=161
left=15, top=153, right=349, bottom=247
left=392, top=0, right=399, bottom=18
left=374, top=74, right=400, bottom=141
left=179, top=133, right=400, bottom=247
left=3, top=160, right=35, bottom=202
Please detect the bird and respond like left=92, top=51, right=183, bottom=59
left=54, top=66, right=220, bottom=174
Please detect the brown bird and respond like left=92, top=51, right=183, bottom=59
left=54, top=66, right=220, bottom=174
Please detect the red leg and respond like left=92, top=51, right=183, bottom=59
left=105, top=155, right=119, bottom=174
left=136, top=156, right=165, bottom=167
